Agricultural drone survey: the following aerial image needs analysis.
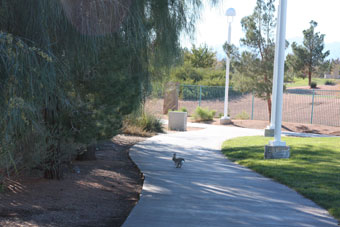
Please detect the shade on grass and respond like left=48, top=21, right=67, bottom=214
left=222, top=136, right=340, bottom=220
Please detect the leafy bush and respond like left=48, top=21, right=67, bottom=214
left=139, top=113, right=164, bottom=133
left=179, top=107, right=188, bottom=112
left=235, top=111, right=250, bottom=120
left=123, top=112, right=164, bottom=136
left=310, top=82, right=317, bottom=88
left=192, top=106, right=216, bottom=122
left=324, top=80, right=336, bottom=86
left=168, top=107, right=188, bottom=113
left=170, top=62, right=226, bottom=88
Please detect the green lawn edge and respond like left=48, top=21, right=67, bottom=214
left=286, top=78, right=340, bottom=88
left=222, top=136, right=340, bottom=221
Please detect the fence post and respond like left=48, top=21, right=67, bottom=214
left=251, top=92, right=255, bottom=120
left=311, top=89, right=315, bottom=124
left=199, top=85, right=202, bottom=106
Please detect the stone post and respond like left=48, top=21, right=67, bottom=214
left=163, top=82, right=179, bottom=114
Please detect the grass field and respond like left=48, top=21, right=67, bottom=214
left=222, top=136, right=340, bottom=221
left=286, top=78, right=340, bottom=88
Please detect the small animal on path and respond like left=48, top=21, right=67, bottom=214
left=172, top=153, right=185, bottom=168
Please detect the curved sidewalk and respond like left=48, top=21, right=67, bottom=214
left=123, top=125, right=338, bottom=227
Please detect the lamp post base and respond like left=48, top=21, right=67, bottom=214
left=264, top=144, right=290, bottom=159
left=220, top=116, right=232, bottom=125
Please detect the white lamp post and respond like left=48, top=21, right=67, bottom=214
left=264, top=0, right=290, bottom=159
left=221, top=8, right=236, bottom=125
left=264, top=2, right=282, bottom=137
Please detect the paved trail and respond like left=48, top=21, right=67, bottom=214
left=124, top=125, right=338, bottom=227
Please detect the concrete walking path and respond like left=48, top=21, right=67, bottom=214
left=123, top=125, right=338, bottom=226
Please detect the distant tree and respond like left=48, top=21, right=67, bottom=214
left=184, top=44, right=216, bottom=68
left=169, top=44, right=225, bottom=86
left=330, top=58, right=340, bottom=76
left=227, top=0, right=277, bottom=120
left=316, top=59, right=331, bottom=77
left=171, top=62, right=204, bottom=83
left=291, top=21, right=330, bottom=85
left=222, top=43, right=240, bottom=76
left=286, top=53, right=305, bottom=80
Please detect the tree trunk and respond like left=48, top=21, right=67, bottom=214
left=308, top=70, right=312, bottom=86
left=76, top=144, right=97, bottom=161
left=267, top=95, right=272, bottom=122
left=44, top=142, right=62, bottom=180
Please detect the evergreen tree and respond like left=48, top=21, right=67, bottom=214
left=169, top=45, right=225, bottom=86
left=185, top=44, right=217, bottom=68
left=0, top=0, right=220, bottom=180
left=291, top=21, right=330, bottom=85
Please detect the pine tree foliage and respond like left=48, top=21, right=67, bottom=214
left=185, top=44, right=216, bottom=68
left=290, top=21, right=330, bottom=85
left=0, top=0, right=218, bottom=180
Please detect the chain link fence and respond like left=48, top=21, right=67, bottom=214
left=146, top=84, right=340, bottom=127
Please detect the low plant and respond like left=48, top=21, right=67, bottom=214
left=168, top=107, right=188, bottom=113
left=324, top=80, right=336, bottom=86
left=192, top=106, right=216, bottom=122
left=235, top=111, right=250, bottom=120
left=123, top=112, right=164, bottom=137
left=179, top=107, right=188, bottom=112
left=310, top=81, right=317, bottom=88
left=139, top=112, right=163, bottom=133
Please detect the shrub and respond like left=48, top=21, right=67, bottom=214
left=235, top=111, right=250, bottom=120
left=310, top=82, right=317, bottom=89
left=179, top=107, right=188, bottom=112
left=192, top=106, right=216, bottom=122
left=139, top=113, right=164, bottom=133
left=123, top=112, right=164, bottom=136
left=325, top=80, right=335, bottom=86
left=121, top=124, right=153, bottom=137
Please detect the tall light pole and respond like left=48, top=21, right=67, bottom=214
left=264, top=0, right=290, bottom=159
left=220, top=8, right=236, bottom=125
left=264, top=1, right=282, bottom=137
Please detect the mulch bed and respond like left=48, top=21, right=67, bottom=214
left=0, top=135, right=146, bottom=227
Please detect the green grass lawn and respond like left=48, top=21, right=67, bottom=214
left=222, top=136, right=340, bottom=220
left=286, top=77, right=340, bottom=88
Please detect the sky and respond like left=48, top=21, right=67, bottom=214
left=181, top=0, right=340, bottom=60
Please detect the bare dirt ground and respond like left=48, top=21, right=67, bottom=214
left=181, top=117, right=340, bottom=136
left=0, top=135, right=146, bottom=227
left=229, top=119, right=340, bottom=136
left=146, top=85, right=340, bottom=127
left=159, top=112, right=340, bottom=136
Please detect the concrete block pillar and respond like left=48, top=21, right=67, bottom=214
left=168, top=112, right=187, bottom=131
left=264, top=145, right=290, bottom=159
